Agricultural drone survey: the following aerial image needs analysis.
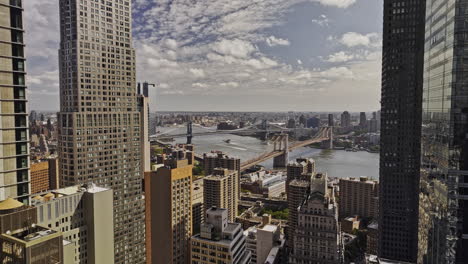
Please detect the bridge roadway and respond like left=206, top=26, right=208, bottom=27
left=240, top=127, right=332, bottom=171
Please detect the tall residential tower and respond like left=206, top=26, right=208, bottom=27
left=379, top=0, right=426, bottom=262
left=57, top=0, right=146, bottom=263
left=0, top=0, right=30, bottom=204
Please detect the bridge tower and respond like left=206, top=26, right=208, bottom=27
left=273, top=133, right=289, bottom=169
left=187, top=121, right=193, bottom=144
left=261, top=119, right=269, bottom=140
left=329, top=127, right=333, bottom=150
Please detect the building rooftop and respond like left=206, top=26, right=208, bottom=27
left=289, top=179, right=310, bottom=187
left=261, top=224, right=278, bottom=233
left=0, top=198, right=24, bottom=211
left=6, top=226, right=59, bottom=243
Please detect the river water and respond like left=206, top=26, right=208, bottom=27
left=168, top=132, right=379, bottom=179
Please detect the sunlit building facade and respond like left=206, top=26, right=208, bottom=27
left=57, top=0, right=146, bottom=263
left=0, top=0, right=30, bottom=204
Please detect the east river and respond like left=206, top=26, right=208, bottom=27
left=169, top=132, right=379, bottom=179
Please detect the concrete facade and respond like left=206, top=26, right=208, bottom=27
left=190, top=207, right=251, bottom=264
left=0, top=0, right=30, bottom=204
left=31, top=184, right=114, bottom=264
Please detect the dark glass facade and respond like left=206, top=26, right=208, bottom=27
left=418, top=0, right=467, bottom=263
left=379, top=0, right=426, bottom=262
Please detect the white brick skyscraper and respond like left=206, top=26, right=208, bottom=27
left=57, top=0, right=145, bottom=263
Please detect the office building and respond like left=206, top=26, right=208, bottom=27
left=328, top=114, right=334, bottom=127
left=0, top=0, right=30, bottom=204
left=341, top=111, right=351, bottom=128
left=369, top=118, right=378, bottom=133
left=57, top=0, right=146, bottom=263
left=31, top=184, right=114, bottom=263
left=145, top=151, right=193, bottom=264
left=0, top=198, right=68, bottom=263
left=30, top=159, right=60, bottom=194
left=202, top=152, right=240, bottom=176
left=203, top=168, right=238, bottom=222
left=289, top=173, right=342, bottom=263
left=359, top=112, right=367, bottom=129
left=379, top=0, right=426, bottom=262
left=190, top=207, right=251, bottom=264
left=339, top=177, right=379, bottom=220
left=418, top=1, right=468, bottom=262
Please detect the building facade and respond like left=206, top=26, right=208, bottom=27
left=289, top=173, right=342, bottom=264
left=190, top=207, right=251, bottom=264
left=145, top=153, right=193, bottom=264
left=0, top=0, right=30, bottom=204
left=379, top=0, right=426, bottom=262
left=418, top=0, right=468, bottom=262
left=340, top=111, right=351, bottom=128
left=202, top=152, right=240, bottom=176
left=31, top=185, right=114, bottom=264
left=0, top=198, right=67, bottom=263
left=203, top=168, right=239, bottom=222
left=57, top=0, right=146, bottom=263
left=339, top=177, right=379, bottom=220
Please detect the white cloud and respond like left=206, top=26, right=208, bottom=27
left=339, top=32, right=380, bottom=47
left=312, top=14, right=331, bottom=27
left=266, top=36, right=291, bottom=47
left=189, top=68, right=206, bottom=78
left=212, top=39, right=256, bottom=58
left=320, top=67, right=354, bottom=79
left=312, top=0, right=356, bottom=8
left=325, top=51, right=355, bottom=62
left=220, top=82, right=240, bottom=88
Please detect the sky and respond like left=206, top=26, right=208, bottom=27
left=24, top=0, right=382, bottom=112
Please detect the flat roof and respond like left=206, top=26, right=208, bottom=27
left=261, top=224, right=278, bottom=232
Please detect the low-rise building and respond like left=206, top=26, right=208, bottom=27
left=245, top=222, right=284, bottom=264
left=31, top=184, right=114, bottom=263
left=341, top=216, right=360, bottom=233
left=190, top=207, right=251, bottom=264
left=241, top=171, right=286, bottom=198
left=0, top=198, right=69, bottom=264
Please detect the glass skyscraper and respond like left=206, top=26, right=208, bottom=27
left=0, top=0, right=30, bottom=205
left=379, top=0, right=426, bottom=262
left=418, top=0, right=467, bottom=262
left=58, top=0, right=146, bottom=263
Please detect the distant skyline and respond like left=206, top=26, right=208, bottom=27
left=25, top=0, right=382, bottom=112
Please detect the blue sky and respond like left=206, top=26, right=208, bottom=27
left=24, top=0, right=382, bottom=112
